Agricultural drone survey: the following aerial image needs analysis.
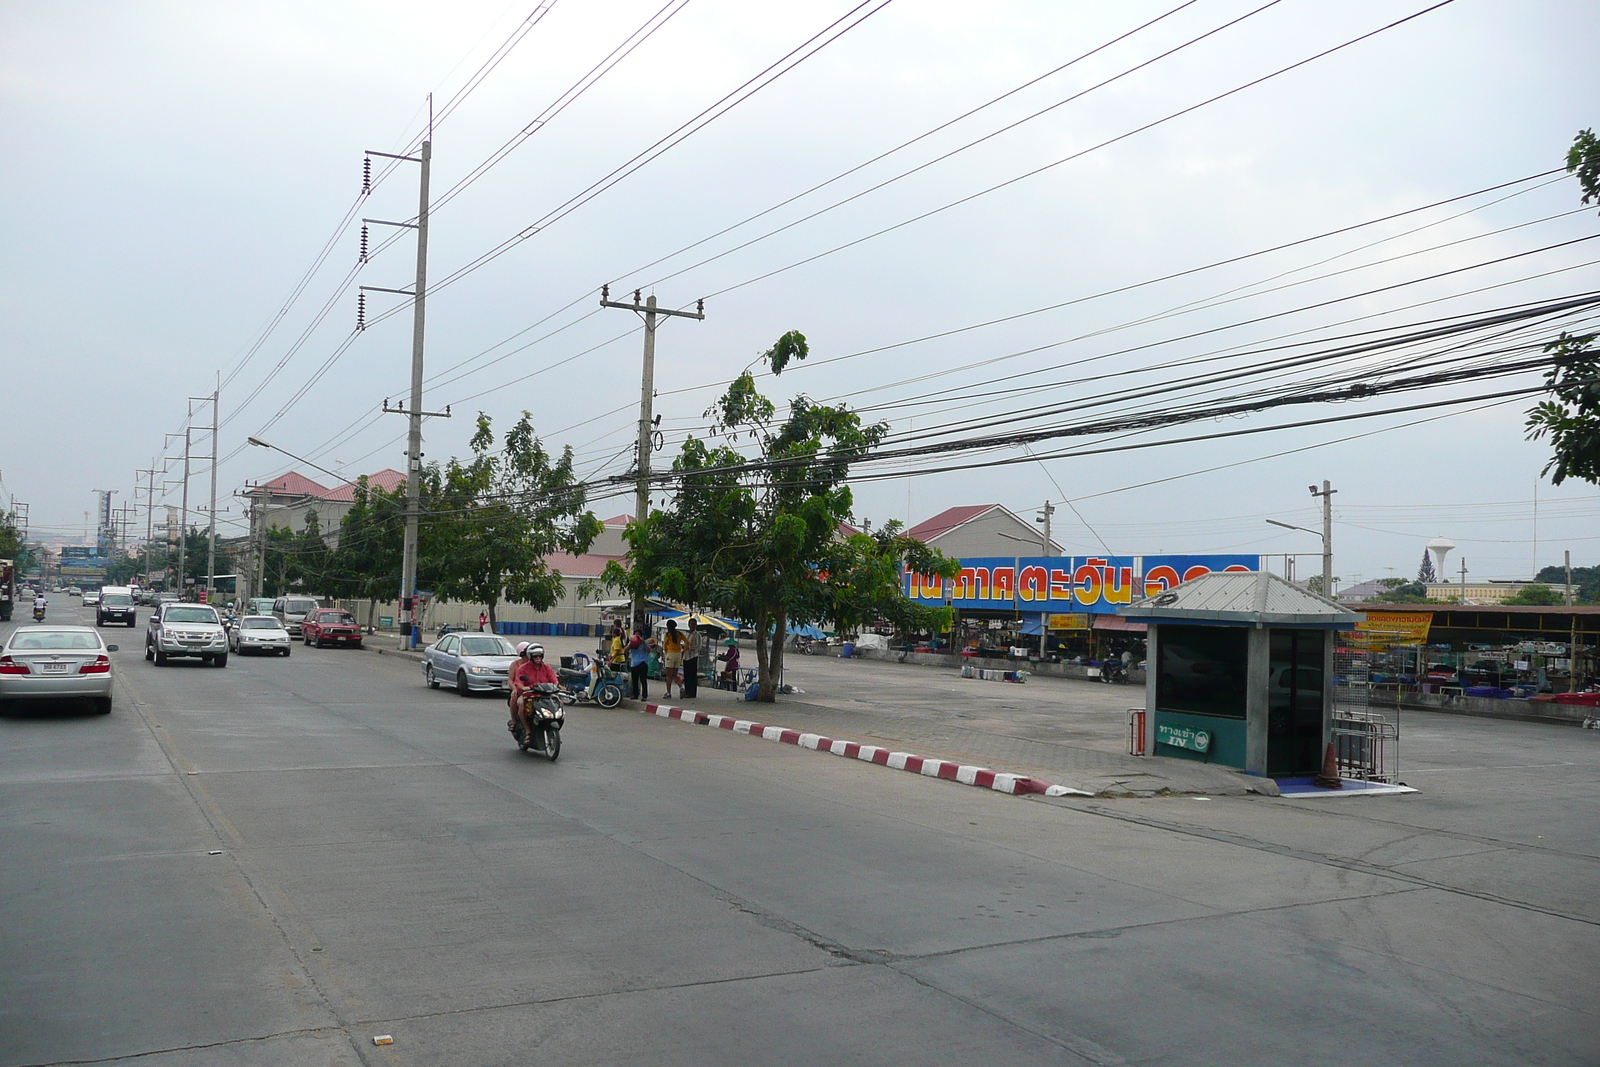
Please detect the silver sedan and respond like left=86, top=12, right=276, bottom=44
left=0, top=626, right=118, bottom=714
left=230, top=615, right=292, bottom=656
left=422, top=633, right=519, bottom=695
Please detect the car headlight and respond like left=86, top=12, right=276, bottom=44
left=468, top=666, right=493, bottom=675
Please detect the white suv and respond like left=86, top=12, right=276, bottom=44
left=146, top=603, right=229, bottom=667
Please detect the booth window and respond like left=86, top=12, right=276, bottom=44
left=1155, top=625, right=1247, bottom=719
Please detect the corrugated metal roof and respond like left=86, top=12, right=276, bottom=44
left=1120, top=570, right=1362, bottom=627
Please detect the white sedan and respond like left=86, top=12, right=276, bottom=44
left=0, top=626, right=118, bottom=714
left=230, top=615, right=292, bottom=656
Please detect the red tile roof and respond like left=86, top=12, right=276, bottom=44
left=256, top=471, right=330, bottom=498
left=906, top=505, right=998, bottom=544
left=321, top=468, right=407, bottom=501
left=601, top=514, right=634, bottom=526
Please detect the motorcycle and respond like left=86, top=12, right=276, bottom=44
left=796, top=635, right=816, bottom=655
left=555, top=663, right=625, bottom=708
left=508, top=682, right=565, bottom=760
left=1098, top=660, right=1129, bottom=684
left=32, top=606, right=46, bottom=622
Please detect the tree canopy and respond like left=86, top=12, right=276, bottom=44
left=425, top=412, right=601, bottom=631
left=619, top=331, right=957, bottom=702
left=1501, top=583, right=1564, bottom=606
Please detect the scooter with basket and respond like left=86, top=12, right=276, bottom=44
left=554, top=651, right=626, bottom=708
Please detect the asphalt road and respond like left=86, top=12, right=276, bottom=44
left=2, top=601, right=1597, bottom=1066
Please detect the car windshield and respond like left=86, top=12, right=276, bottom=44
left=166, top=607, right=220, bottom=624
left=323, top=612, right=357, bottom=625
left=11, top=631, right=101, bottom=650
left=285, top=600, right=316, bottom=614
left=103, top=595, right=132, bottom=606
left=459, top=637, right=516, bottom=656
left=242, top=618, right=280, bottom=629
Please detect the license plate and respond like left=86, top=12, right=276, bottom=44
left=40, top=662, right=69, bottom=674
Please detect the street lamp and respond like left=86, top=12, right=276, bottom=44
left=1265, top=518, right=1332, bottom=596
left=246, top=437, right=348, bottom=487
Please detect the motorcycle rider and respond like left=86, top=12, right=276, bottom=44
left=33, top=592, right=47, bottom=620
left=509, top=642, right=559, bottom=740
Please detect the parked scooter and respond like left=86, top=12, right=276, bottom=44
left=796, top=635, right=816, bottom=655
left=555, top=661, right=625, bottom=708
left=1098, top=660, right=1129, bottom=684
left=508, top=682, right=565, bottom=760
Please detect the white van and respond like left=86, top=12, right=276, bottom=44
left=272, top=595, right=322, bottom=636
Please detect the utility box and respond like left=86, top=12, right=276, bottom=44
left=1120, top=571, right=1361, bottom=778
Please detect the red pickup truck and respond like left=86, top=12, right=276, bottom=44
left=301, top=608, right=364, bottom=649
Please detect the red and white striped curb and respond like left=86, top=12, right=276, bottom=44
left=640, top=702, right=1092, bottom=798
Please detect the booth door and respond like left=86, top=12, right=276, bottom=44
left=1267, top=629, right=1324, bottom=776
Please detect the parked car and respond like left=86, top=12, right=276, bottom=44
left=97, top=587, right=137, bottom=627
left=146, top=602, right=229, bottom=667
left=230, top=615, right=291, bottom=656
left=423, top=633, right=519, bottom=694
left=272, top=595, right=321, bottom=637
left=302, top=607, right=363, bottom=648
left=0, top=626, right=118, bottom=714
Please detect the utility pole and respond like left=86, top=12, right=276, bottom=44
left=207, top=376, right=218, bottom=603
left=165, top=431, right=192, bottom=597
left=1459, top=557, right=1467, bottom=605
left=1567, top=549, right=1578, bottom=693
left=599, top=285, right=705, bottom=632
left=365, top=123, right=448, bottom=649
left=1310, top=480, right=1336, bottom=597
left=136, top=467, right=159, bottom=588
left=1034, top=500, right=1055, bottom=657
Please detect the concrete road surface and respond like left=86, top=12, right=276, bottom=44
left=2, top=601, right=1596, bottom=1066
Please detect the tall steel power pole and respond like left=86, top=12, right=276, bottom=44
left=365, top=132, right=448, bottom=649
left=599, top=286, right=704, bottom=631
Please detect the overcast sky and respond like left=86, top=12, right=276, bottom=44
left=4, top=0, right=1598, bottom=586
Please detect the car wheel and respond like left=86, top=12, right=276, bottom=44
left=154, top=649, right=167, bottom=665
left=145, top=644, right=154, bottom=661
left=214, top=653, right=227, bottom=668
left=456, top=670, right=469, bottom=696
left=129, top=619, right=137, bottom=628
left=282, top=647, right=291, bottom=657
left=425, top=665, right=439, bottom=689
left=93, top=697, right=111, bottom=715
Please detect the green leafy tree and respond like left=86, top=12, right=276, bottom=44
left=428, top=412, right=600, bottom=632
left=1569, top=127, right=1600, bottom=210
left=0, top=512, right=35, bottom=574
left=1416, top=549, right=1437, bottom=584
left=1535, top=562, right=1597, bottom=604
left=820, top=520, right=956, bottom=638
left=1502, top=583, right=1564, bottom=606
left=622, top=331, right=958, bottom=702
left=328, top=476, right=409, bottom=625
left=1525, top=330, right=1600, bottom=486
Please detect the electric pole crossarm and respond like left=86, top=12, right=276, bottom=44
left=360, top=285, right=417, bottom=296
left=366, top=150, right=423, bottom=163
left=362, top=218, right=420, bottom=229
left=600, top=285, right=705, bottom=320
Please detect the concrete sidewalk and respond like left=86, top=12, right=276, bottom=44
left=366, top=637, right=1274, bottom=796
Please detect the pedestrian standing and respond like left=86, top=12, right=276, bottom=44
left=478, top=611, right=488, bottom=632
left=609, top=621, right=627, bottom=669
left=662, top=619, right=687, bottom=699
left=682, top=618, right=702, bottom=699
left=628, top=628, right=649, bottom=700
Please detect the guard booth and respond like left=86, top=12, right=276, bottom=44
left=1120, top=571, right=1361, bottom=777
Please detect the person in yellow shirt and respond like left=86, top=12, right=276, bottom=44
left=661, top=618, right=689, bottom=699
left=608, top=621, right=627, bottom=669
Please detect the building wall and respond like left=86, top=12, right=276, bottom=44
left=1425, top=582, right=1577, bottom=604
left=928, top=509, right=1059, bottom=558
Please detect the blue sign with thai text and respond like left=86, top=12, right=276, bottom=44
left=903, top=555, right=1261, bottom=614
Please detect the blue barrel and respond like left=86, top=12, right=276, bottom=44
left=840, top=642, right=854, bottom=658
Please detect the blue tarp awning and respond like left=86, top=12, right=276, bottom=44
left=1021, top=615, right=1044, bottom=636
left=788, top=622, right=826, bottom=639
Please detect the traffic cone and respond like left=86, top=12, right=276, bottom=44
left=1312, top=742, right=1343, bottom=789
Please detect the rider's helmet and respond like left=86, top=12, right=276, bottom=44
left=526, top=643, right=545, bottom=658
left=515, top=641, right=531, bottom=656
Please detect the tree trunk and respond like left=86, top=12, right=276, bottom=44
left=487, top=599, right=499, bottom=634
left=752, top=605, right=770, bottom=700
left=760, top=606, right=786, bottom=702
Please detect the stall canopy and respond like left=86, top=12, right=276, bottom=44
left=788, top=622, right=826, bottom=639
left=655, top=609, right=741, bottom=631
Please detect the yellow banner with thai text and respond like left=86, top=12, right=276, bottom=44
left=1048, top=613, right=1090, bottom=631
left=1357, top=610, right=1432, bottom=644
